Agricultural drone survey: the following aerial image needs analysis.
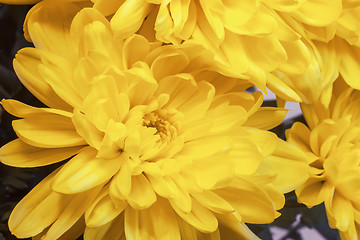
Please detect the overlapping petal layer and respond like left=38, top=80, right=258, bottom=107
left=0, top=7, right=311, bottom=240
left=287, top=80, right=360, bottom=239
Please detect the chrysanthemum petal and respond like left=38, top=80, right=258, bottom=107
left=148, top=198, right=181, bottom=240
left=261, top=141, right=310, bottom=193
left=70, top=7, right=112, bottom=51
left=85, top=189, right=127, bottom=228
left=196, top=228, right=220, bottom=240
left=72, top=109, right=104, bottom=149
left=214, top=178, right=278, bottom=224
left=13, top=114, right=86, bottom=148
left=326, top=192, right=354, bottom=232
left=9, top=170, right=68, bottom=238
left=263, top=0, right=305, bottom=12
left=52, top=147, right=120, bottom=194
left=245, top=107, right=287, bottom=130
left=42, top=186, right=102, bottom=240
left=189, top=156, right=234, bottom=190
left=26, top=1, right=80, bottom=60
left=127, top=174, right=157, bottom=210
left=191, top=190, right=234, bottom=214
left=38, top=58, right=82, bottom=108
left=0, top=138, right=83, bottom=167
left=178, top=219, right=197, bottom=239
left=291, top=0, right=342, bottom=26
left=217, top=213, right=260, bottom=240
left=78, top=21, right=121, bottom=68
left=1, top=99, right=72, bottom=118
left=13, top=48, right=72, bottom=111
left=172, top=198, right=218, bottom=233
left=339, top=41, right=360, bottom=90
left=150, top=50, right=190, bottom=80
left=296, top=177, right=334, bottom=207
left=92, top=0, right=125, bottom=16
left=110, top=0, right=152, bottom=39
left=122, top=35, right=150, bottom=69
left=109, top=157, right=132, bottom=200
left=84, top=214, right=125, bottom=240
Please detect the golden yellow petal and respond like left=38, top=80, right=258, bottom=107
left=339, top=40, right=360, bottom=90
left=52, top=147, right=120, bottom=194
left=245, top=107, right=287, bottom=130
left=214, top=178, right=278, bottom=224
left=261, top=141, right=311, bottom=193
left=92, top=0, right=125, bottom=16
left=70, top=7, right=112, bottom=50
left=172, top=198, right=218, bottom=233
left=326, top=191, right=354, bottom=232
left=127, top=174, right=157, bottom=210
left=13, top=48, right=72, bottom=111
left=147, top=198, right=181, bottom=239
left=9, top=169, right=69, bottom=238
left=13, top=114, right=86, bottom=148
left=122, top=35, right=150, bottom=69
left=1, top=99, right=72, bottom=119
left=110, top=0, right=152, bottom=39
left=0, top=138, right=83, bottom=167
left=296, top=177, right=334, bottom=207
left=84, top=214, right=125, bottom=240
left=191, top=190, right=234, bottom=214
left=218, top=220, right=260, bottom=240
left=292, top=0, right=342, bottom=27
left=42, top=186, right=102, bottom=240
left=85, top=189, right=127, bottom=228
left=109, top=156, right=132, bottom=200
left=26, top=1, right=80, bottom=60
left=150, top=49, right=190, bottom=80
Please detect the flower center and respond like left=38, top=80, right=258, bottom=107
left=143, top=110, right=178, bottom=143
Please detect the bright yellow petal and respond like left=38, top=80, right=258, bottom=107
left=214, top=178, right=278, bottom=224
left=13, top=48, right=72, bottom=111
left=110, top=0, right=152, bottom=39
left=245, top=107, right=287, bottom=130
left=0, top=138, right=83, bottom=167
left=84, top=214, right=125, bottom=240
left=9, top=169, right=68, bottom=238
left=85, top=189, right=127, bottom=228
left=52, top=147, right=120, bottom=194
left=26, top=1, right=80, bottom=60
left=172, top=198, right=218, bottom=233
left=42, top=186, right=102, bottom=240
left=127, top=174, right=157, bottom=210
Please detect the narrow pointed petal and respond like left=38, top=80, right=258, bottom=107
left=9, top=169, right=69, bottom=238
left=0, top=138, right=83, bottom=167
left=52, top=147, right=120, bottom=194
left=1, top=99, right=72, bottom=118
left=42, top=186, right=102, bottom=240
left=12, top=113, right=86, bottom=148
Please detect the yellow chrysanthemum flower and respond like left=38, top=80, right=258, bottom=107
left=2, top=0, right=357, bottom=103
left=286, top=79, right=360, bottom=240
left=0, top=6, right=306, bottom=240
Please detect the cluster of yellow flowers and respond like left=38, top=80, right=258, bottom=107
left=0, top=0, right=359, bottom=239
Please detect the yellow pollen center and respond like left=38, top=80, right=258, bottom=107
left=143, top=111, right=177, bottom=142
